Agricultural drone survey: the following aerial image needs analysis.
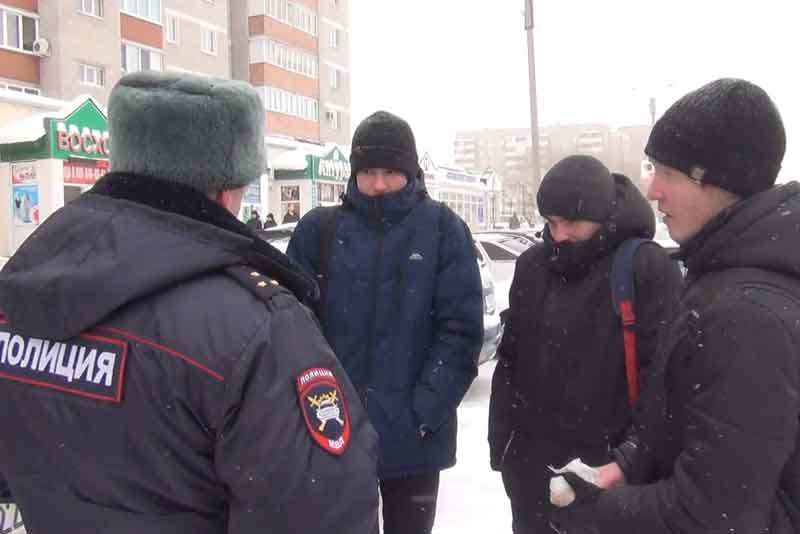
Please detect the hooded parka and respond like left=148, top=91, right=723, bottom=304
left=0, top=174, right=379, bottom=534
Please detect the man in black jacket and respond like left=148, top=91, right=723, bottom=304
left=0, top=72, right=378, bottom=534
left=551, top=79, right=800, bottom=534
left=488, top=154, right=682, bottom=534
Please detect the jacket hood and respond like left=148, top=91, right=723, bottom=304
left=606, top=172, right=655, bottom=239
left=680, top=182, right=800, bottom=278
left=0, top=173, right=317, bottom=340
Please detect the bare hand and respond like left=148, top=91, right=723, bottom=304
left=594, top=462, right=625, bottom=489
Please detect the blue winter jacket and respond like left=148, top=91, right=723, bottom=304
left=287, top=176, right=483, bottom=478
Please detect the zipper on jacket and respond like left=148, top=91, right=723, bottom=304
left=363, top=200, right=384, bottom=406
left=499, top=430, right=517, bottom=470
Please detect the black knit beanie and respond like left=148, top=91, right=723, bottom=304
left=645, top=78, right=785, bottom=197
left=350, top=111, right=421, bottom=180
left=537, top=155, right=614, bottom=222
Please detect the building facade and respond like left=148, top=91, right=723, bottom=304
left=455, top=124, right=653, bottom=218
left=234, top=0, right=351, bottom=146
left=454, top=128, right=536, bottom=221
left=0, top=0, right=351, bottom=145
left=0, top=0, right=230, bottom=105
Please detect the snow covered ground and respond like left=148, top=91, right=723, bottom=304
left=434, top=360, right=513, bottom=534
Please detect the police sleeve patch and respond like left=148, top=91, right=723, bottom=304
left=295, top=367, right=351, bottom=455
left=0, top=321, right=127, bottom=403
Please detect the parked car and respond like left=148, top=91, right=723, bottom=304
left=472, top=232, right=532, bottom=312
left=257, top=222, right=503, bottom=365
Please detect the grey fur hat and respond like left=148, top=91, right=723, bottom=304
left=108, top=71, right=266, bottom=192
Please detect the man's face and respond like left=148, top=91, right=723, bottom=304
left=646, top=161, right=733, bottom=244
left=356, top=168, right=408, bottom=197
left=210, top=187, right=246, bottom=217
left=545, top=216, right=602, bottom=243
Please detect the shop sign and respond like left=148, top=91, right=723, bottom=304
left=317, top=159, right=350, bottom=181
left=50, top=100, right=110, bottom=160
left=63, top=159, right=108, bottom=187
left=315, top=146, right=350, bottom=181
left=446, top=171, right=477, bottom=184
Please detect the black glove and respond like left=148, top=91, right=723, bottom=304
left=548, top=472, right=603, bottom=534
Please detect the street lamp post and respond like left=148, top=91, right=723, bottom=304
left=524, top=0, right=541, bottom=206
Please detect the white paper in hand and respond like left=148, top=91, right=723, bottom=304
left=548, top=458, right=599, bottom=508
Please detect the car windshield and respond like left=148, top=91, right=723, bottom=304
left=479, top=234, right=532, bottom=255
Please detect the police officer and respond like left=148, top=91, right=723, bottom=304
left=0, top=72, right=378, bottom=534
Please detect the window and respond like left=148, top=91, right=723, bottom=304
left=479, top=241, right=517, bottom=261
left=265, top=0, right=318, bottom=36
left=326, top=109, right=339, bottom=129
left=251, top=38, right=318, bottom=78
left=0, top=82, right=40, bottom=95
left=122, top=0, right=161, bottom=23
left=0, top=9, right=39, bottom=52
left=79, top=0, right=103, bottom=17
left=329, top=68, right=340, bottom=89
left=201, top=29, right=217, bottom=54
left=316, top=182, right=335, bottom=203
left=329, top=28, right=339, bottom=48
left=80, top=64, right=105, bottom=87
left=121, top=42, right=163, bottom=73
left=166, top=15, right=179, bottom=43
left=261, top=86, right=319, bottom=122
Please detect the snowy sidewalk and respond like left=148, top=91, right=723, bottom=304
left=434, top=360, right=512, bottom=533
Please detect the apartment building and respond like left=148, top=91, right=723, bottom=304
left=454, top=128, right=534, bottom=186
left=0, top=0, right=229, bottom=106
left=233, top=0, right=351, bottom=146
left=1, top=1, right=352, bottom=143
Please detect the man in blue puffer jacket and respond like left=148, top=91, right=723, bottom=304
left=288, top=110, right=483, bottom=534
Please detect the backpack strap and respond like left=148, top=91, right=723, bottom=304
left=316, top=205, right=340, bottom=330
left=611, top=238, right=651, bottom=410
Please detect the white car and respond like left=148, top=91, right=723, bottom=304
left=473, top=233, right=533, bottom=313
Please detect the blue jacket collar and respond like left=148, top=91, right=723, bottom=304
left=343, top=175, right=428, bottom=225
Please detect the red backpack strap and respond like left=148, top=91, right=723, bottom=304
left=611, top=238, right=651, bottom=410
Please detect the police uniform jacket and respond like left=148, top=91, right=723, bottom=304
left=0, top=173, right=379, bottom=534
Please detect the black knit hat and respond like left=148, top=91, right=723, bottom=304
left=537, top=155, right=614, bottom=222
left=350, top=111, right=421, bottom=180
left=645, top=78, right=785, bottom=197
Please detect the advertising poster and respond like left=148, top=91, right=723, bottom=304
left=11, top=163, right=36, bottom=185
left=12, top=184, right=39, bottom=226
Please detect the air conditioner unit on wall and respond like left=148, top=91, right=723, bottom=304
left=32, top=38, right=51, bottom=57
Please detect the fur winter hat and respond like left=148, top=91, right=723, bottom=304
left=108, top=71, right=266, bottom=192
left=645, top=78, right=785, bottom=197
left=537, top=155, right=615, bottom=222
left=350, top=111, right=421, bottom=180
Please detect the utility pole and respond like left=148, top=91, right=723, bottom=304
left=524, top=0, right=541, bottom=212
left=649, top=97, right=657, bottom=125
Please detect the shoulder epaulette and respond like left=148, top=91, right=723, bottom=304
left=224, top=264, right=286, bottom=305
